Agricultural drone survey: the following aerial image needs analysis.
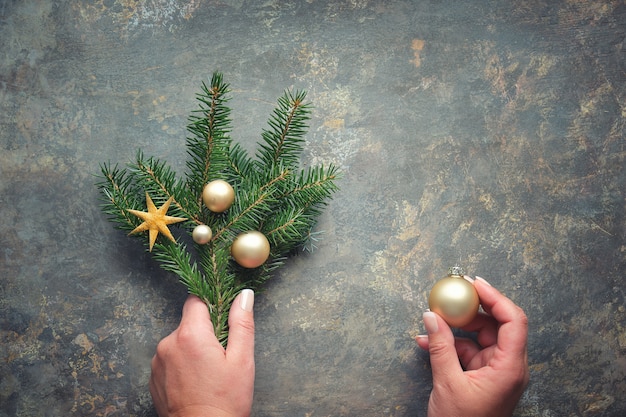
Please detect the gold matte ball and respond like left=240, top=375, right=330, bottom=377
left=428, top=275, right=479, bottom=328
left=202, top=180, right=235, bottom=213
left=231, top=231, right=270, bottom=268
left=192, top=224, right=212, bottom=244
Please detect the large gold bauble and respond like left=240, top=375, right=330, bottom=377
left=428, top=268, right=479, bottom=328
left=202, top=180, right=235, bottom=213
left=231, top=231, right=270, bottom=268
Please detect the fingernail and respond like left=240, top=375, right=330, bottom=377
left=240, top=289, right=254, bottom=312
left=475, top=276, right=492, bottom=286
left=423, top=311, right=438, bottom=334
left=463, top=275, right=474, bottom=283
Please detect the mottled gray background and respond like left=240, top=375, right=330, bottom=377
left=1, top=1, right=624, bottom=416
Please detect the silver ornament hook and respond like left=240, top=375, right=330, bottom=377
left=449, top=265, right=465, bottom=276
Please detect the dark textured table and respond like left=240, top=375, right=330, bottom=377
left=1, top=1, right=624, bottom=416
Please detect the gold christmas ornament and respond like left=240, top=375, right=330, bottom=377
left=202, top=180, right=235, bottom=213
left=192, top=224, right=213, bottom=244
left=428, top=266, right=479, bottom=328
left=231, top=231, right=270, bottom=268
left=127, top=193, right=187, bottom=252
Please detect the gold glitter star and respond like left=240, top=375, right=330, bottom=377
left=127, top=193, right=187, bottom=251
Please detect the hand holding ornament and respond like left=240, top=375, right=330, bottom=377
left=417, top=276, right=529, bottom=417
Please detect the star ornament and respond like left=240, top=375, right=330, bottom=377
left=127, top=193, right=187, bottom=251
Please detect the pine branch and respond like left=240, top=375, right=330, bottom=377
left=186, top=73, right=233, bottom=213
left=98, top=162, right=144, bottom=231
left=198, top=245, right=240, bottom=343
left=97, top=72, right=340, bottom=346
left=211, top=168, right=289, bottom=244
left=153, top=241, right=204, bottom=295
left=284, top=165, right=340, bottom=210
left=227, top=143, right=255, bottom=182
left=256, top=90, right=311, bottom=170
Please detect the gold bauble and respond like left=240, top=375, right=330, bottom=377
left=231, top=231, right=270, bottom=268
left=428, top=267, right=479, bottom=328
left=202, top=180, right=235, bottom=213
left=192, top=224, right=212, bottom=244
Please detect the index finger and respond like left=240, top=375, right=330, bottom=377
left=474, top=278, right=528, bottom=359
left=179, top=294, right=216, bottom=336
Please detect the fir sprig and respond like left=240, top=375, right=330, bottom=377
left=97, top=72, right=339, bottom=345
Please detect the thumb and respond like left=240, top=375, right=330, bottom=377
left=226, top=289, right=255, bottom=362
left=423, top=311, right=463, bottom=381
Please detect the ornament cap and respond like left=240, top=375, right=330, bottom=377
left=448, top=265, right=465, bottom=276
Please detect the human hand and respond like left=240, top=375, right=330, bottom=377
left=416, top=277, right=529, bottom=417
left=150, top=290, right=256, bottom=417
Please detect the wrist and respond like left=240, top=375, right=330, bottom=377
left=171, top=406, right=249, bottom=417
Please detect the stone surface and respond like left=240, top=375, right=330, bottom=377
left=1, top=1, right=624, bottom=416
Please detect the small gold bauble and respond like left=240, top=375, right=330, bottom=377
left=202, top=180, right=235, bottom=213
left=192, top=224, right=212, bottom=244
left=231, top=231, right=270, bottom=268
left=428, top=267, right=479, bottom=328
